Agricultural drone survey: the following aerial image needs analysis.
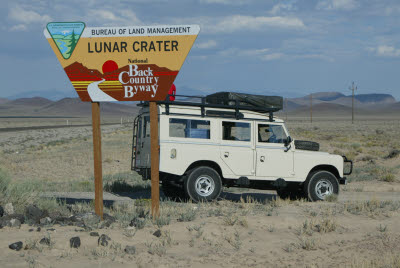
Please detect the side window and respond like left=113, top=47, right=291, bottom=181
left=258, top=124, right=287, bottom=144
left=143, top=116, right=150, bottom=138
left=222, top=122, right=251, bottom=141
left=169, top=118, right=210, bottom=139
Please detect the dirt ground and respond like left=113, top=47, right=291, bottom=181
left=0, top=116, right=400, bottom=267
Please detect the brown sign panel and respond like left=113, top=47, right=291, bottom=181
left=44, top=23, right=200, bottom=102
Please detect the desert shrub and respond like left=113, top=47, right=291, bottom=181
left=0, top=168, right=42, bottom=212
left=177, top=207, right=197, bottom=222
left=103, top=172, right=150, bottom=193
left=385, top=149, right=400, bottom=159
left=298, top=237, right=318, bottom=250
left=351, top=253, right=400, bottom=268
left=349, top=164, right=396, bottom=182
left=154, top=214, right=171, bottom=227
left=344, top=200, right=400, bottom=217
left=146, top=242, right=166, bottom=256
left=297, top=218, right=337, bottom=236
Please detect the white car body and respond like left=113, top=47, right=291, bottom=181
left=133, top=103, right=346, bottom=185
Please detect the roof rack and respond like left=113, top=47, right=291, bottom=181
left=138, top=94, right=281, bottom=121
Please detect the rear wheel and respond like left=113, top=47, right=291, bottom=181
left=304, top=170, right=339, bottom=201
left=184, top=166, right=222, bottom=202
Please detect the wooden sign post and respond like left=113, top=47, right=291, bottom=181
left=149, top=102, right=160, bottom=218
left=91, top=102, right=103, bottom=219
left=44, top=23, right=199, bottom=218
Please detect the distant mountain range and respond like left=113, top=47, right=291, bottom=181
left=5, top=90, right=77, bottom=101
left=283, top=92, right=398, bottom=115
left=0, top=91, right=398, bottom=117
left=0, top=97, right=139, bottom=117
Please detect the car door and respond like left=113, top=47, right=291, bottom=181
left=255, top=123, right=294, bottom=179
left=220, top=120, right=255, bottom=177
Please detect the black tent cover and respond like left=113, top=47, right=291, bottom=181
left=206, top=92, right=283, bottom=112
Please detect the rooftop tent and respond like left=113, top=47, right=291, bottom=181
left=205, top=92, right=283, bottom=112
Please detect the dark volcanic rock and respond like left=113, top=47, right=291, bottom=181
left=36, top=227, right=41, bottom=232
left=0, top=214, right=25, bottom=228
left=129, top=217, right=145, bottom=229
left=153, top=229, right=162, bottom=238
left=25, top=205, right=48, bottom=224
left=0, top=205, right=3, bottom=217
left=70, top=237, right=81, bottom=248
left=9, top=241, right=23, bottom=251
left=124, top=245, right=136, bottom=255
left=100, top=213, right=116, bottom=228
left=98, top=234, right=111, bottom=247
left=90, top=232, right=99, bottom=237
left=39, top=237, right=51, bottom=246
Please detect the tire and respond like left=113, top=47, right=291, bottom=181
left=161, top=180, right=186, bottom=201
left=294, top=140, right=320, bottom=151
left=276, top=183, right=305, bottom=200
left=184, top=166, right=222, bottom=202
left=304, top=170, right=339, bottom=201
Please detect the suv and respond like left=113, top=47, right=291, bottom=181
left=131, top=92, right=352, bottom=202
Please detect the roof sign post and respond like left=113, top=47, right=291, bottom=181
left=44, top=23, right=200, bottom=219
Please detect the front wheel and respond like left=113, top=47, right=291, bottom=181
left=304, top=170, right=339, bottom=201
left=184, top=166, right=222, bottom=202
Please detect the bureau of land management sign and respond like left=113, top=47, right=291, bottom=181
left=44, top=22, right=200, bottom=102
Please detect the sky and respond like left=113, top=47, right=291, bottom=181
left=0, top=0, right=399, bottom=100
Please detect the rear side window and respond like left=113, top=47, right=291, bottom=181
left=222, top=122, right=251, bottom=141
left=143, top=116, right=150, bottom=137
left=169, top=118, right=210, bottom=139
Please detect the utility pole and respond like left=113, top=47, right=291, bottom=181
left=285, top=98, right=288, bottom=121
left=310, top=93, right=313, bottom=124
left=349, top=82, right=357, bottom=124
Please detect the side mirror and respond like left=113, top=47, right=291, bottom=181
left=284, top=136, right=292, bottom=147
left=284, top=136, right=292, bottom=152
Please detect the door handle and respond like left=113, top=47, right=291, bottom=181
left=260, top=156, right=265, bottom=162
left=224, top=152, right=229, bottom=158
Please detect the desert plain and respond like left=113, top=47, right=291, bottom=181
left=0, top=113, right=400, bottom=268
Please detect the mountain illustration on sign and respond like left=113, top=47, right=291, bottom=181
left=47, top=22, right=85, bottom=59
left=64, top=62, right=179, bottom=102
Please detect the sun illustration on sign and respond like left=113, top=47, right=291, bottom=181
left=102, top=60, right=119, bottom=74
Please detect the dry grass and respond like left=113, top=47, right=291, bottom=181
left=0, top=118, right=400, bottom=267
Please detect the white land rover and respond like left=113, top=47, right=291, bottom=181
left=131, top=92, right=352, bottom=202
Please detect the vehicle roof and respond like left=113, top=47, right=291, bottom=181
left=139, top=104, right=285, bottom=123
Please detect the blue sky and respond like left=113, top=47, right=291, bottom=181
left=0, top=0, right=399, bottom=100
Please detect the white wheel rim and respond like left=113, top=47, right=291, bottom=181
left=195, top=175, right=215, bottom=197
left=315, top=179, right=333, bottom=199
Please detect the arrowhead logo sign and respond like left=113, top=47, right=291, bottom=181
left=47, top=22, right=85, bottom=59
left=44, top=23, right=199, bottom=102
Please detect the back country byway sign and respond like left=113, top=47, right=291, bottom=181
left=44, top=22, right=199, bottom=219
left=44, top=23, right=200, bottom=102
